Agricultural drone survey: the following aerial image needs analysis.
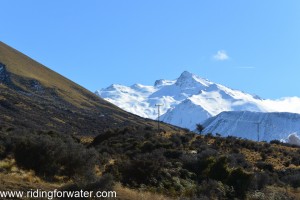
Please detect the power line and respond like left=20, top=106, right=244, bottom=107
left=155, top=104, right=163, bottom=132
left=254, top=122, right=260, bottom=142
left=215, top=117, right=263, bottom=141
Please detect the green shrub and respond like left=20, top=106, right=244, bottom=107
left=227, top=168, right=252, bottom=198
left=256, top=161, right=274, bottom=172
left=208, top=157, right=230, bottom=182
left=13, top=131, right=98, bottom=180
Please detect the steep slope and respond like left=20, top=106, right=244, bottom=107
left=96, top=71, right=300, bottom=130
left=0, top=41, right=175, bottom=135
left=202, top=111, right=300, bottom=142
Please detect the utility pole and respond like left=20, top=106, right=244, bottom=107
left=155, top=104, right=163, bottom=132
left=254, top=122, right=260, bottom=142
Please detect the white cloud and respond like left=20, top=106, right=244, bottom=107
left=262, top=97, right=300, bottom=113
left=213, top=50, right=229, bottom=61
left=285, top=133, right=300, bottom=146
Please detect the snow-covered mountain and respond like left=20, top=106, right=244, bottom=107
left=202, top=111, right=300, bottom=142
left=96, top=71, right=300, bottom=131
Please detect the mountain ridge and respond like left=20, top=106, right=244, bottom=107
left=96, top=71, right=300, bottom=130
left=202, top=111, right=300, bottom=142
left=0, top=41, right=177, bottom=135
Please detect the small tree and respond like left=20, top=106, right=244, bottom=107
left=196, top=123, right=205, bottom=134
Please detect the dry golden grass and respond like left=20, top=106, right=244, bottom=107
left=52, top=117, right=66, bottom=124
left=0, top=158, right=62, bottom=192
left=2, top=115, right=13, bottom=122
left=265, top=156, right=285, bottom=170
left=15, top=102, right=32, bottom=110
left=160, top=131, right=173, bottom=138
left=247, top=185, right=300, bottom=200
left=114, top=183, right=175, bottom=200
left=0, top=158, right=41, bottom=184
left=0, top=84, right=7, bottom=89
left=0, top=173, right=61, bottom=192
left=0, top=41, right=141, bottom=118
left=0, top=42, right=95, bottom=108
left=79, top=136, right=94, bottom=144
left=240, top=148, right=262, bottom=164
left=262, top=144, right=300, bottom=170
left=207, top=138, right=215, bottom=145
left=0, top=158, right=15, bottom=172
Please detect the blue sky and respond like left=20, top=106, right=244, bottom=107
left=1, top=1, right=300, bottom=99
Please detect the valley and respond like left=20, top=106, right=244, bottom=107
left=1, top=42, right=300, bottom=199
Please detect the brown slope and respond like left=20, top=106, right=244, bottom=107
left=0, top=41, right=177, bottom=135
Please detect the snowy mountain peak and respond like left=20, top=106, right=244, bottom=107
left=154, top=79, right=175, bottom=87
left=130, top=83, right=144, bottom=89
left=178, top=71, right=194, bottom=80
left=175, top=71, right=210, bottom=88
left=96, top=71, right=300, bottom=132
left=106, top=84, right=127, bottom=91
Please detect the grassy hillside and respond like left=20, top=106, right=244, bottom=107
left=0, top=41, right=100, bottom=108
left=0, top=41, right=178, bottom=135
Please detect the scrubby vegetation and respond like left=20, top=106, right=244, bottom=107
left=1, top=126, right=300, bottom=199
left=89, top=127, right=300, bottom=199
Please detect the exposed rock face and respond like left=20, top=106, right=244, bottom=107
left=0, top=62, right=43, bottom=93
left=0, top=63, right=10, bottom=84
left=30, top=80, right=43, bottom=92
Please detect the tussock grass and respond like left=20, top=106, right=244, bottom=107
left=114, top=183, right=175, bottom=200
left=247, top=185, right=300, bottom=200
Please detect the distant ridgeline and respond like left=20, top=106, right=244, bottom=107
left=97, top=71, right=300, bottom=143
left=202, top=111, right=300, bottom=143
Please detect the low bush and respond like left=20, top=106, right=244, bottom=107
left=256, top=161, right=274, bottom=172
left=227, top=168, right=252, bottom=198
left=12, top=131, right=98, bottom=181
